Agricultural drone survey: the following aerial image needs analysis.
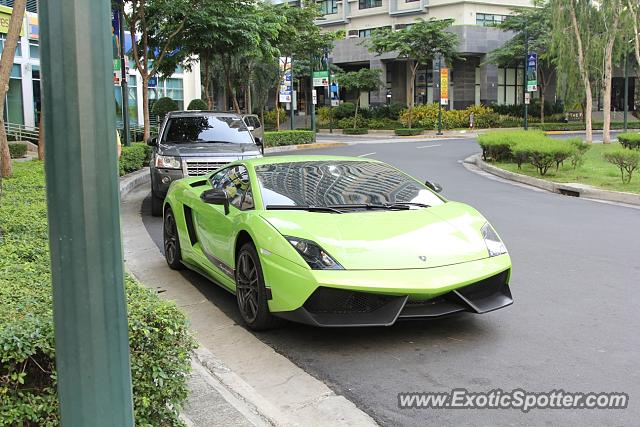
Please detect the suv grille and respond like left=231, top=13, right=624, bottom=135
left=185, top=160, right=230, bottom=176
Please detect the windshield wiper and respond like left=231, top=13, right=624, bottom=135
left=386, top=202, right=431, bottom=208
left=327, top=203, right=411, bottom=210
left=266, top=205, right=344, bottom=214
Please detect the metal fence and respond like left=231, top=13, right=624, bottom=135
left=5, top=122, right=40, bottom=144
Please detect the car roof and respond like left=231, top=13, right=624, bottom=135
left=242, top=155, right=383, bottom=167
left=166, top=110, right=243, bottom=119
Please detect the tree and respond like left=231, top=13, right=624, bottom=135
left=600, top=0, right=624, bottom=144
left=0, top=0, right=26, bottom=178
left=488, top=1, right=555, bottom=123
left=551, top=0, right=599, bottom=143
left=335, top=68, right=383, bottom=128
left=368, top=19, right=458, bottom=128
left=123, top=0, right=189, bottom=141
left=629, top=0, right=640, bottom=70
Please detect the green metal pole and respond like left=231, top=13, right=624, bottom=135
left=437, top=56, right=443, bottom=136
left=40, top=0, right=135, bottom=425
left=119, top=3, right=131, bottom=146
left=523, top=25, right=529, bottom=131
left=290, top=56, right=295, bottom=131
left=310, top=55, right=316, bottom=133
left=326, top=50, right=333, bottom=134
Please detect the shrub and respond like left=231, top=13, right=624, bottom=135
left=187, top=98, right=208, bottom=110
left=8, top=143, right=27, bottom=158
left=442, top=109, right=468, bottom=129
left=395, top=128, right=424, bottom=136
left=604, top=149, right=640, bottom=183
left=263, top=130, right=315, bottom=147
left=337, top=116, right=369, bottom=129
left=517, top=139, right=575, bottom=176
left=467, top=105, right=499, bottom=129
left=263, top=110, right=278, bottom=130
left=119, top=143, right=151, bottom=176
left=400, top=103, right=438, bottom=129
left=151, top=97, right=178, bottom=122
left=400, top=104, right=499, bottom=130
left=368, top=118, right=402, bottom=129
left=0, top=162, right=197, bottom=426
left=332, top=102, right=356, bottom=120
left=617, top=132, right=640, bottom=150
left=477, top=130, right=544, bottom=161
left=316, top=106, right=333, bottom=127
left=369, top=103, right=406, bottom=120
left=567, top=137, right=590, bottom=169
left=342, top=128, right=368, bottom=135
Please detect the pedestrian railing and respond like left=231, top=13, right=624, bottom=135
left=5, top=122, right=40, bottom=144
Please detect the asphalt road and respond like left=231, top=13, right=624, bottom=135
left=141, top=138, right=640, bottom=426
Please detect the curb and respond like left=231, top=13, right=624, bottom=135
left=119, top=167, right=151, bottom=196
left=265, top=141, right=347, bottom=153
left=468, top=153, right=640, bottom=206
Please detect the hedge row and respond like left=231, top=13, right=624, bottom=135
left=263, top=130, right=315, bottom=147
left=8, top=143, right=27, bottom=158
left=119, top=143, right=151, bottom=176
left=400, top=104, right=499, bottom=130
left=342, top=128, right=368, bottom=135
left=617, top=132, right=640, bottom=150
left=395, top=128, right=424, bottom=136
left=478, top=131, right=588, bottom=176
left=0, top=161, right=197, bottom=426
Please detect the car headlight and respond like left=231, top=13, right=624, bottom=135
left=481, top=223, right=507, bottom=257
left=155, top=155, right=181, bottom=169
left=285, top=236, right=343, bottom=270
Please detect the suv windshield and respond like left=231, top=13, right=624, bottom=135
left=255, top=161, right=445, bottom=208
left=161, top=115, right=254, bottom=144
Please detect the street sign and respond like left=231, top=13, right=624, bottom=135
left=524, top=92, right=531, bottom=105
left=279, top=57, right=293, bottom=103
left=312, top=89, right=317, bottom=105
left=440, top=68, right=449, bottom=106
left=313, top=70, right=329, bottom=87
left=527, top=53, right=538, bottom=92
left=330, top=82, right=339, bottom=106
left=148, top=76, right=157, bottom=88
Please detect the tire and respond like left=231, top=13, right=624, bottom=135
left=151, top=191, right=163, bottom=217
left=163, top=207, right=184, bottom=270
left=235, top=243, right=280, bottom=331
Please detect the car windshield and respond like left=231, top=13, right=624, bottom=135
left=161, top=115, right=253, bottom=144
left=255, top=160, right=445, bottom=209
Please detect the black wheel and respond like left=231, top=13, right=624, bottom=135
left=151, top=191, right=163, bottom=217
left=163, top=207, right=183, bottom=270
left=235, top=243, right=280, bottom=331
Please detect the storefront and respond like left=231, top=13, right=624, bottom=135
left=1, top=5, right=40, bottom=128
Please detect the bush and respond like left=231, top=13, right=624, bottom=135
left=477, top=130, right=545, bottom=161
left=567, top=137, right=590, bottom=169
left=490, top=100, right=564, bottom=117
left=604, top=149, right=640, bottom=183
left=368, top=118, right=402, bottom=129
left=467, top=105, right=499, bottom=128
left=369, top=103, right=406, bottom=120
left=119, top=143, right=151, bottom=176
left=342, top=128, right=369, bottom=135
left=513, top=138, right=575, bottom=176
left=263, top=110, right=278, bottom=130
left=395, top=128, right=424, bottom=136
left=0, top=162, right=197, bottom=426
left=8, top=143, right=27, bottom=158
left=332, top=102, right=356, bottom=120
left=400, top=104, right=499, bottom=130
left=337, top=116, right=369, bottom=129
left=264, top=130, right=315, bottom=147
left=617, top=132, right=640, bottom=150
left=400, top=103, right=438, bottom=129
left=316, top=106, right=333, bottom=127
left=151, top=97, right=178, bottom=122
left=187, top=98, right=208, bottom=110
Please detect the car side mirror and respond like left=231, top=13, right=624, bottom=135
left=246, top=126, right=255, bottom=132
left=201, top=188, right=229, bottom=214
left=147, top=136, right=158, bottom=147
left=424, top=180, right=443, bottom=193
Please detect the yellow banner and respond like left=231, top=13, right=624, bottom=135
left=440, top=68, right=449, bottom=105
left=0, top=10, right=26, bottom=36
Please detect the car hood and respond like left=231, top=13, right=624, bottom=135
left=158, top=142, right=260, bottom=158
left=259, top=202, right=492, bottom=270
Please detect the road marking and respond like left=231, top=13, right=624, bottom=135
left=417, top=144, right=442, bottom=149
left=358, top=152, right=376, bottom=157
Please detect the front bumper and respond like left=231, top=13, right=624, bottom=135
left=274, top=270, right=512, bottom=327
left=151, top=167, right=184, bottom=197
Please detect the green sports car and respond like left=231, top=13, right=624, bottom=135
left=163, top=155, right=513, bottom=330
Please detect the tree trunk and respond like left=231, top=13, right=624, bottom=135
left=354, top=92, right=360, bottom=129
left=569, top=5, right=593, bottom=143
left=629, top=1, right=640, bottom=84
left=0, top=0, right=26, bottom=178
left=142, top=77, right=151, bottom=141
left=228, top=75, right=241, bottom=114
left=275, top=87, right=281, bottom=130
left=407, top=62, right=419, bottom=129
left=203, top=56, right=213, bottom=109
left=601, top=7, right=620, bottom=144
left=38, top=113, right=44, bottom=160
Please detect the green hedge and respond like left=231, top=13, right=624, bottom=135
left=187, top=98, right=208, bottom=110
left=0, top=162, right=197, bottom=426
left=342, top=128, right=368, bottom=135
left=264, top=130, right=315, bottom=147
left=8, top=143, right=27, bottom=158
left=479, top=130, right=582, bottom=176
left=395, top=128, right=424, bottom=136
left=530, top=121, right=637, bottom=131
left=400, top=104, right=498, bottom=129
left=617, top=132, right=640, bottom=150
left=119, top=143, right=151, bottom=176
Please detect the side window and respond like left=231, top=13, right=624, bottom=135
left=217, top=165, right=254, bottom=210
left=252, top=116, right=261, bottom=129
left=210, top=169, right=226, bottom=190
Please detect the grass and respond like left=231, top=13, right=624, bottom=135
left=495, top=143, right=640, bottom=194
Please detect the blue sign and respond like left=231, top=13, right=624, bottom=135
left=148, top=76, right=158, bottom=88
left=526, top=53, right=537, bottom=92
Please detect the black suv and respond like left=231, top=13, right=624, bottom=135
left=147, top=111, right=262, bottom=216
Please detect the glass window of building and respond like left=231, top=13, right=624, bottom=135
left=165, top=78, right=184, bottom=110
left=320, top=0, right=338, bottom=15
left=497, top=67, right=523, bottom=105
left=359, top=0, right=382, bottom=10
left=476, top=13, right=507, bottom=27
left=0, top=34, right=21, bottom=57
left=4, top=64, right=23, bottom=125
left=128, top=75, right=138, bottom=126
left=32, top=65, right=41, bottom=124
left=29, top=40, right=39, bottom=59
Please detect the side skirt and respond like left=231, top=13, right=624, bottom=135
left=181, top=259, right=236, bottom=295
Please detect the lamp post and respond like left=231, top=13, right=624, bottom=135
left=523, top=24, right=529, bottom=131
left=118, top=2, right=130, bottom=146
left=437, top=54, right=443, bottom=136
left=324, top=47, right=334, bottom=134
left=290, top=56, right=295, bottom=131
left=310, top=54, right=316, bottom=133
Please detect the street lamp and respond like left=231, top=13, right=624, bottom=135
left=437, top=54, right=443, bottom=136
left=323, top=47, right=333, bottom=134
left=523, top=22, right=529, bottom=131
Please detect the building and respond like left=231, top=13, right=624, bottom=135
left=0, top=2, right=201, bottom=132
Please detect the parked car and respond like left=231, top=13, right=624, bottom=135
left=242, top=114, right=264, bottom=145
left=147, top=111, right=263, bottom=216
left=162, top=156, right=513, bottom=330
